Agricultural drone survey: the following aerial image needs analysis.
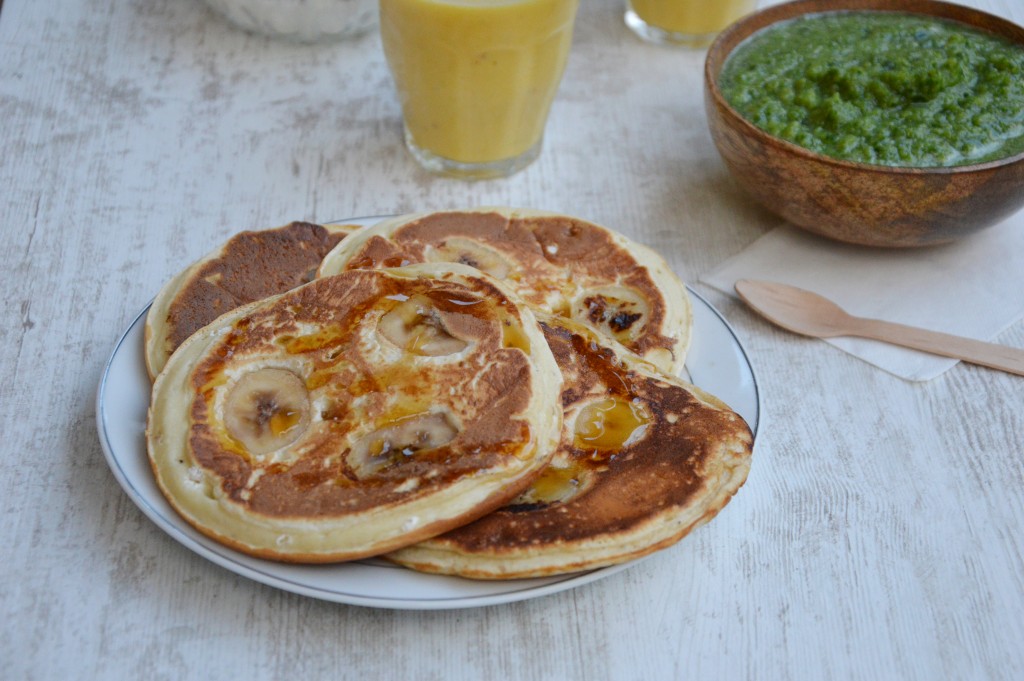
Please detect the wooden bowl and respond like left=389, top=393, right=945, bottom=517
left=704, top=0, right=1024, bottom=247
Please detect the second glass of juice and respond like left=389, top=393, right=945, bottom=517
left=380, top=0, right=579, bottom=179
left=625, top=0, right=756, bottom=48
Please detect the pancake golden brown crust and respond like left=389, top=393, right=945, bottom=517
left=145, top=221, right=355, bottom=380
left=146, top=264, right=563, bottom=563
left=317, top=208, right=692, bottom=374
left=386, top=315, right=752, bottom=579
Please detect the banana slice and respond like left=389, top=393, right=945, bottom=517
left=425, top=238, right=514, bottom=280
left=572, top=285, right=651, bottom=345
left=573, top=397, right=651, bottom=452
left=507, top=397, right=650, bottom=509
left=377, top=295, right=469, bottom=356
left=348, top=412, right=460, bottom=479
left=223, top=368, right=311, bottom=455
left=511, top=458, right=593, bottom=507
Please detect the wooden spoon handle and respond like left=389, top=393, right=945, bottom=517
left=854, top=318, right=1024, bottom=376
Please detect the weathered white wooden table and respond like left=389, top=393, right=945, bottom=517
left=3, top=0, right=1023, bottom=678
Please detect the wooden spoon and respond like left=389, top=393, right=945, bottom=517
left=735, top=279, right=1024, bottom=376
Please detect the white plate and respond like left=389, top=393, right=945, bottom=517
left=95, top=216, right=761, bottom=610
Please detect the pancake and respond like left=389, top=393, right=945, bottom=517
left=386, top=314, right=753, bottom=579
left=146, top=264, right=563, bottom=563
left=317, top=208, right=692, bottom=374
left=145, top=221, right=356, bottom=380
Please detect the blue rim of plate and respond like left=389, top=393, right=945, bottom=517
left=95, top=216, right=760, bottom=610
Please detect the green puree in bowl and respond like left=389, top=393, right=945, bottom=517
left=718, top=12, right=1024, bottom=167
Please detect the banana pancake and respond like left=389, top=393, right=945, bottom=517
left=147, top=264, right=563, bottom=563
left=145, top=221, right=356, bottom=380
left=317, top=208, right=692, bottom=374
left=387, top=315, right=753, bottom=579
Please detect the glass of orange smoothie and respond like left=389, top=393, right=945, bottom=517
left=625, top=0, right=756, bottom=48
left=379, top=0, right=579, bottom=179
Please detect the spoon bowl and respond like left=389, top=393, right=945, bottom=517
left=734, top=280, right=856, bottom=338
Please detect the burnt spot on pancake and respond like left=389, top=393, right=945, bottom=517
left=572, top=283, right=653, bottom=346
left=610, top=311, right=642, bottom=333
left=582, top=294, right=642, bottom=333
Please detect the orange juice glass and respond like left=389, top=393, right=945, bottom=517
left=626, top=0, right=756, bottom=47
left=380, top=0, right=579, bottom=179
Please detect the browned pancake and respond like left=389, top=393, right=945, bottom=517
left=145, top=221, right=356, bottom=379
left=317, top=208, right=692, bottom=374
left=386, top=314, right=753, bottom=579
left=146, top=264, right=563, bottom=563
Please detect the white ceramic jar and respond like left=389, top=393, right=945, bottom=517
left=202, top=0, right=378, bottom=43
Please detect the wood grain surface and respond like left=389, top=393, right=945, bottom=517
left=2, top=0, right=1022, bottom=679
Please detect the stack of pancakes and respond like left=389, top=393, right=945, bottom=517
left=145, top=208, right=753, bottom=579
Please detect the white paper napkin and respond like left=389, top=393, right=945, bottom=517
left=701, top=214, right=1024, bottom=381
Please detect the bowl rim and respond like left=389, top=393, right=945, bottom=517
left=704, top=0, right=1024, bottom=176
